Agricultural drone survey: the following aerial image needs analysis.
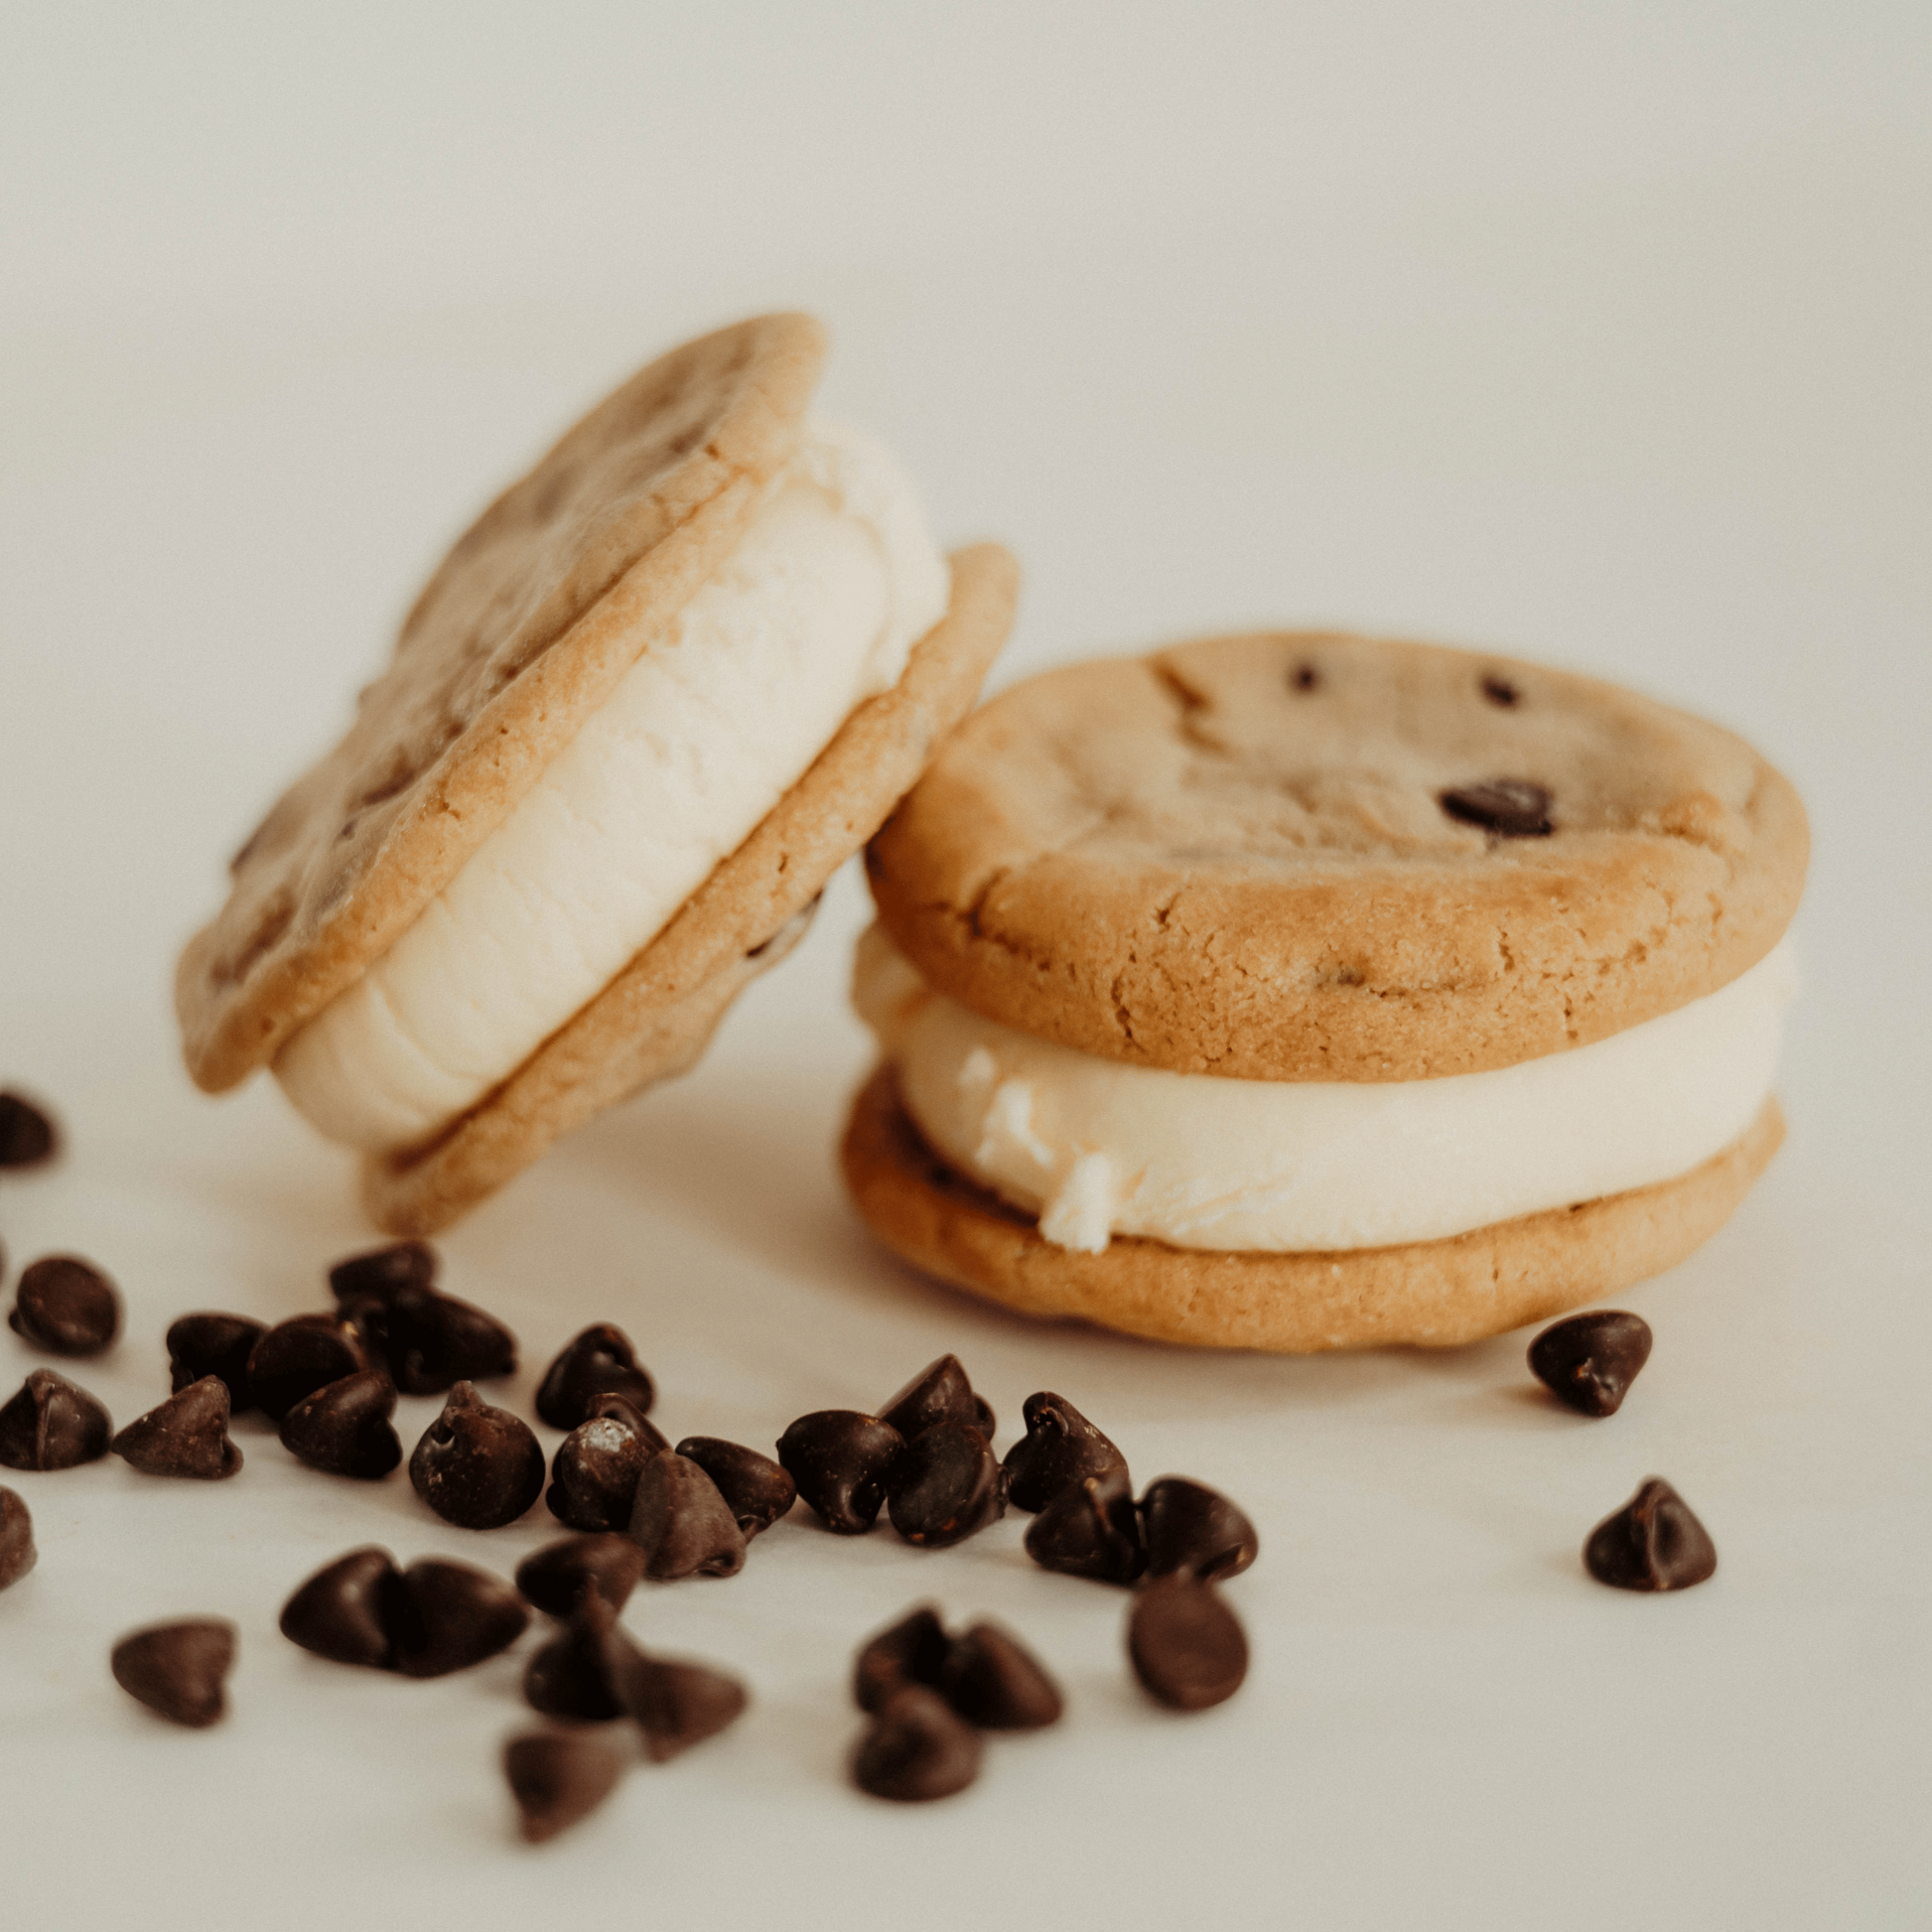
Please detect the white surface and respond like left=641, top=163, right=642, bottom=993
left=1, top=6, right=1928, bottom=1930
left=277, top=415, right=949, bottom=1151
left=864, top=929, right=1797, bottom=1253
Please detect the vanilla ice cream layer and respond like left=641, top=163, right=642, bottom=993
left=275, top=420, right=951, bottom=1154
left=856, top=928, right=1797, bottom=1254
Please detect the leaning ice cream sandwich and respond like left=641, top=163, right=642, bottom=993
left=178, top=313, right=1017, bottom=1233
left=844, top=630, right=1806, bottom=1350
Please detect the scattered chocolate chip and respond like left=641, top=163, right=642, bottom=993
left=9, top=1255, right=120, bottom=1357
left=878, top=1354, right=981, bottom=1441
left=617, top=1650, right=750, bottom=1763
left=345, top=1284, right=517, bottom=1396
left=853, top=1604, right=951, bottom=1715
left=166, top=1312, right=266, bottom=1410
left=546, top=1395, right=666, bottom=1533
left=1002, top=1391, right=1128, bottom=1513
left=628, top=1453, right=747, bottom=1580
left=1529, top=1311, right=1654, bottom=1418
left=390, top=1558, right=531, bottom=1677
left=279, top=1370, right=402, bottom=1480
left=516, top=1534, right=647, bottom=1618
left=1127, top=1575, right=1249, bottom=1712
left=1024, top=1465, right=1147, bottom=1585
left=776, top=1411, right=906, bottom=1534
left=535, top=1324, right=655, bottom=1430
left=280, top=1547, right=401, bottom=1670
left=1480, top=673, right=1520, bottom=707
left=110, top=1376, right=242, bottom=1479
left=1290, top=662, right=1319, bottom=692
left=410, top=1381, right=545, bottom=1530
left=1584, top=1477, right=1718, bottom=1592
left=1438, top=778, right=1554, bottom=838
left=246, top=1313, right=370, bottom=1424
left=852, top=1685, right=982, bottom=1802
left=523, top=1595, right=635, bottom=1723
left=0, top=1487, right=35, bottom=1588
left=886, top=1422, right=1006, bottom=1548
left=1141, top=1476, right=1259, bottom=1583
left=0, top=1367, right=112, bottom=1470
left=328, top=1240, right=437, bottom=1303
left=110, top=1619, right=235, bottom=1727
left=504, top=1731, right=624, bottom=1844
left=941, top=1622, right=1063, bottom=1730
left=673, top=1437, right=796, bottom=1539
left=0, top=1092, right=57, bottom=1169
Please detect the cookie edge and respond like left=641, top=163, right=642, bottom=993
left=839, top=1064, right=1785, bottom=1351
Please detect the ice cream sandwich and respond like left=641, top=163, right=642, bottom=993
left=179, top=314, right=1017, bottom=1231
left=844, top=630, right=1806, bottom=1350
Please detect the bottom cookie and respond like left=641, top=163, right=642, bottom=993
left=839, top=1067, right=1785, bottom=1352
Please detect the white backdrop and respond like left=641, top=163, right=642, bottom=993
left=2, top=6, right=1928, bottom=1928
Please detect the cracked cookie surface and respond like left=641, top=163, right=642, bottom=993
left=866, top=631, right=1807, bottom=1081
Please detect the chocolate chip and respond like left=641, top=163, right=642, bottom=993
left=1529, top=1311, right=1653, bottom=1418
left=523, top=1595, right=635, bottom=1723
left=878, top=1354, right=981, bottom=1441
left=110, top=1619, right=235, bottom=1727
left=0, top=1092, right=57, bottom=1169
left=345, top=1284, right=517, bottom=1396
left=515, top=1534, right=647, bottom=1618
left=852, top=1686, right=982, bottom=1802
left=547, top=1396, right=666, bottom=1533
left=853, top=1604, right=951, bottom=1715
left=941, top=1622, right=1063, bottom=1730
left=627, top=1452, right=747, bottom=1580
left=776, top=1411, right=906, bottom=1534
left=1439, top=778, right=1554, bottom=837
left=166, top=1312, right=266, bottom=1410
left=0, top=1487, right=35, bottom=1588
left=110, top=1376, right=242, bottom=1479
left=389, top=1558, right=531, bottom=1677
left=280, top=1547, right=401, bottom=1669
left=504, top=1731, right=624, bottom=1844
left=0, top=1367, right=112, bottom=1470
left=246, top=1313, right=370, bottom=1424
left=672, top=1437, right=796, bottom=1538
left=535, top=1324, right=655, bottom=1430
left=1290, top=662, right=1319, bottom=692
left=279, top=1370, right=403, bottom=1480
left=1584, top=1476, right=1718, bottom=1591
left=1127, top=1576, right=1249, bottom=1712
left=1140, top=1476, right=1259, bottom=1582
left=617, top=1650, right=749, bottom=1763
left=281, top=1547, right=528, bottom=1679
left=1481, top=673, right=1520, bottom=707
left=409, top=1381, right=545, bottom=1530
left=9, top=1255, right=120, bottom=1357
left=1002, top=1391, right=1127, bottom=1512
left=886, top=1422, right=1006, bottom=1548
left=328, top=1240, right=437, bottom=1302
left=1024, top=1464, right=1146, bottom=1585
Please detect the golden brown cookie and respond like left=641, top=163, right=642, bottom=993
left=179, top=313, right=827, bottom=1091
left=362, top=544, right=1017, bottom=1234
left=842, top=1067, right=1785, bottom=1352
left=867, top=631, right=1808, bottom=1081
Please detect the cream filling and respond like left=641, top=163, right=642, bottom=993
left=276, top=419, right=951, bottom=1154
left=856, top=928, right=1797, bottom=1253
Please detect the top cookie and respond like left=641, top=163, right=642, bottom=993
left=866, top=631, right=1807, bottom=1081
left=178, top=313, right=826, bottom=1091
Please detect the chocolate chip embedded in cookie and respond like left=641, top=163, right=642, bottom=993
left=846, top=629, right=1807, bottom=1352
left=176, top=314, right=1017, bottom=1235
